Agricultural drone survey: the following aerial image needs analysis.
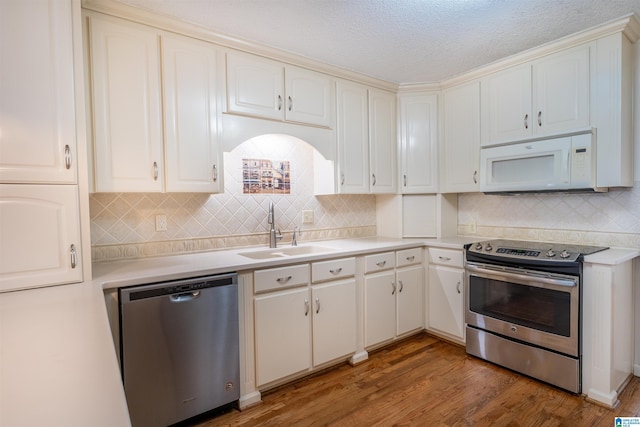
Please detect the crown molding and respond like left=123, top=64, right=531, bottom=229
left=81, top=0, right=399, bottom=92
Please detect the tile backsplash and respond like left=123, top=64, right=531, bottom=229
left=90, top=135, right=376, bottom=261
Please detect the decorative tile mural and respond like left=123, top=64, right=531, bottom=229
left=90, top=135, right=377, bottom=261
left=242, top=158, right=291, bottom=194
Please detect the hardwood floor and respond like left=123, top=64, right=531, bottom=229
left=194, top=333, right=640, bottom=426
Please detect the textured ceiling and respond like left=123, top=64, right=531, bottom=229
left=115, top=0, right=640, bottom=84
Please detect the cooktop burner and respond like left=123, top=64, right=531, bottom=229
left=467, top=239, right=608, bottom=263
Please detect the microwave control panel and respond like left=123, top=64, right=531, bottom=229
left=570, top=133, right=593, bottom=188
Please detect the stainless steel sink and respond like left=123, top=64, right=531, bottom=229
left=239, top=245, right=337, bottom=260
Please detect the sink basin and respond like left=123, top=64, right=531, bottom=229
left=239, top=245, right=337, bottom=260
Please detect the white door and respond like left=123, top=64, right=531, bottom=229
left=399, top=93, right=438, bottom=193
left=396, top=265, right=424, bottom=335
left=285, top=65, right=333, bottom=127
left=533, top=45, right=590, bottom=136
left=0, top=0, right=77, bottom=184
left=0, top=185, right=82, bottom=292
left=442, top=81, right=481, bottom=193
left=254, top=288, right=311, bottom=386
left=369, top=89, right=397, bottom=194
left=364, top=271, right=396, bottom=347
left=428, top=265, right=465, bottom=340
left=162, top=34, right=221, bottom=193
left=88, top=14, right=163, bottom=192
left=226, top=52, right=284, bottom=121
left=312, top=279, right=357, bottom=366
left=336, top=81, right=369, bottom=194
left=482, top=63, right=532, bottom=145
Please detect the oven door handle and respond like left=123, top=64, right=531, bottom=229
left=466, top=263, right=577, bottom=288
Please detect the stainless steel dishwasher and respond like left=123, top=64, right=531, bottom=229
left=119, top=273, right=239, bottom=427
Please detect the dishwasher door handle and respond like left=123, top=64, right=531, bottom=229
left=170, top=291, right=201, bottom=303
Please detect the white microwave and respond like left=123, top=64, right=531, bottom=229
left=480, top=132, right=605, bottom=193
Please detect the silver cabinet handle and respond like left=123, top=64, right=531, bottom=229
left=304, top=299, right=309, bottom=316
left=153, top=162, right=158, bottom=180
left=64, top=145, right=71, bottom=170
left=276, top=276, right=292, bottom=283
left=406, top=256, right=415, bottom=262
left=538, top=111, right=542, bottom=127
left=456, top=281, right=461, bottom=294
left=329, top=267, right=342, bottom=274
left=372, top=173, right=376, bottom=186
left=473, top=170, right=477, bottom=184
left=376, top=260, right=386, bottom=267
left=315, top=297, right=320, bottom=314
left=403, top=174, right=407, bottom=187
left=340, top=174, right=345, bottom=186
left=398, top=280, right=404, bottom=293
left=288, top=95, right=292, bottom=111
left=278, top=95, right=282, bottom=111
left=524, top=114, right=528, bottom=129
left=439, top=256, right=451, bottom=261
left=212, top=164, right=217, bottom=182
left=391, top=281, right=396, bottom=295
left=70, top=244, right=77, bottom=269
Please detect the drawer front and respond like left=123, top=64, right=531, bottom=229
left=396, top=247, right=422, bottom=267
left=254, top=264, right=310, bottom=293
left=364, top=252, right=396, bottom=273
left=312, top=257, right=356, bottom=283
left=428, top=248, right=464, bottom=268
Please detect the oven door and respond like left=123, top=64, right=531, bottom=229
left=465, top=262, right=579, bottom=357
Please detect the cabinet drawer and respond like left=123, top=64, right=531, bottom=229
left=396, top=248, right=422, bottom=267
left=312, top=257, right=356, bottom=283
left=254, top=264, right=309, bottom=293
left=428, top=248, right=464, bottom=268
left=364, top=252, right=395, bottom=273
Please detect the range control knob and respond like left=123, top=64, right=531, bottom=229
left=475, top=243, right=483, bottom=250
left=485, top=243, right=493, bottom=252
left=560, top=250, right=571, bottom=259
left=546, top=249, right=556, bottom=257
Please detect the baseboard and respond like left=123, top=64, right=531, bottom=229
left=349, top=350, right=369, bottom=365
left=239, top=391, right=261, bottom=410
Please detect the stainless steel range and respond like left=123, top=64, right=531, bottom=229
left=465, top=239, right=607, bottom=393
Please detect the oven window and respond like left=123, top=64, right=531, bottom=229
left=469, top=276, right=571, bottom=337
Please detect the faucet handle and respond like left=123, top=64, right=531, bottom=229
left=276, top=228, right=283, bottom=240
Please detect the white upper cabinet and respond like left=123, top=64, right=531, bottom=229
left=336, top=80, right=369, bottom=194
left=442, top=81, right=480, bottom=193
left=162, top=34, right=222, bottom=193
left=88, top=14, right=164, bottom=192
left=369, top=89, right=397, bottom=194
left=0, top=0, right=77, bottom=184
left=226, top=52, right=333, bottom=128
left=482, top=44, right=589, bottom=146
left=399, top=93, right=439, bottom=193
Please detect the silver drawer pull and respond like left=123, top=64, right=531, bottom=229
left=406, top=256, right=415, bottom=262
left=329, top=268, right=342, bottom=274
left=64, top=145, right=71, bottom=169
left=391, top=281, right=396, bottom=295
left=376, top=260, right=387, bottom=267
left=70, top=244, right=77, bottom=269
left=315, top=297, right=320, bottom=314
left=456, top=281, right=461, bottom=294
left=304, top=299, right=309, bottom=316
left=438, top=256, right=451, bottom=261
left=276, top=276, right=292, bottom=283
left=212, top=164, right=217, bottom=182
left=398, top=280, right=404, bottom=293
left=153, top=161, right=159, bottom=180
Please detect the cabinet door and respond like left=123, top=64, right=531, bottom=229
left=442, top=81, right=480, bottom=193
left=312, top=279, right=356, bottom=366
left=428, top=265, right=464, bottom=340
left=226, top=52, right=283, bottom=121
left=0, top=0, right=76, bottom=184
left=533, top=45, right=589, bottom=136
left=396, top=265, right=424, bottom=335
left=369, top=89, right=397, bottom=194
left=364, top=271, right=396, bottom=347
left=162, top=34, right=221, bottom=193
left=336, top=81, right=369, bottom=193
left=254, top=287, right=311, bottom=386
left=0, top=185, right=82, bottom=291
left=285, top=65, right=333, bottom=127
left=482, top=64, right=532, bottom=145
left=88, top=14, right=163, bottom=192
left=399, top=93, right=438, bottom=193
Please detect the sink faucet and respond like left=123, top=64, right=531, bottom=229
left=268, top=202, right=282, bottom=248
left=292, top=226, right=301, bottom=247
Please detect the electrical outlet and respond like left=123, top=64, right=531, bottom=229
left=155, top=214, right=167, bottom=232
left=469, top=219, right=477, bottom=234
left=302, top=210, right=314, bottom=224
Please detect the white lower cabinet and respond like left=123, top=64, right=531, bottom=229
left=364, top=249, right=424, bottom=348
left=427, top=248, right=465, bottom=342
left=254, top=259, right=356, bottom=387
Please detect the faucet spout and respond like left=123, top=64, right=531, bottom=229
left=268, top=202, right=282, bottom=248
